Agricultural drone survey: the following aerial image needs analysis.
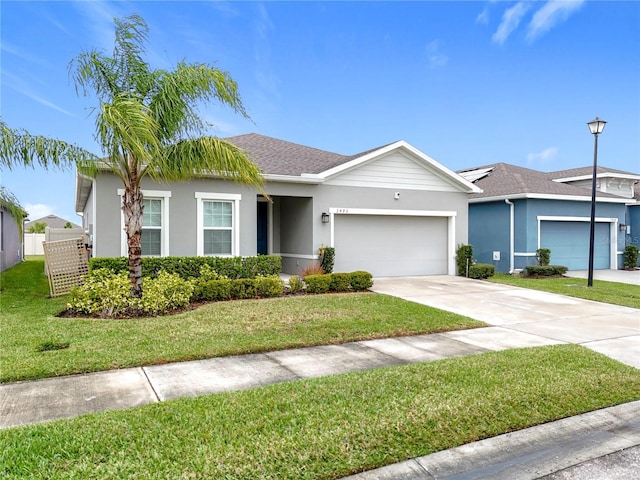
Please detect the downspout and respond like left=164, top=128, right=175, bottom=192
left=505, top=199, right=514, bottom=273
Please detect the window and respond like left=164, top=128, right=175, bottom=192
left=196, top=193, right=241, bottom=256
left=118, top=190, right=171, bottom=256
left=141, top=198, right=162, bottom=256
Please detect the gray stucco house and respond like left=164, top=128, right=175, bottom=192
left=75, top=134, right=480, bottom=277
left=459, top=163, right=640, bottom=272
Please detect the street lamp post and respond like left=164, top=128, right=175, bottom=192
left=586, top=117, right=606, bottom=287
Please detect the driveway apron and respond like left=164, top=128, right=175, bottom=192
left=371, top=276, right=640, bottom=369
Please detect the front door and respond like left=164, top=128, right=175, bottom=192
left=257, top=201, right=268, bottom=255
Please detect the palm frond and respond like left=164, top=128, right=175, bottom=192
left=0, top=118, right=97, bottom=171
left=155, top=137, right=265, bottom=193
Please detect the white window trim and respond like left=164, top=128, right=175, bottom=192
left=118, top=189, right=171, bottom=257
left=195, top=192, right=241, bottom=256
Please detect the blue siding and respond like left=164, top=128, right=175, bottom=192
left=627, top=204, right=640, bottom=266
left=468, top=202, right=511, bottom=272
left=469, top=198, right=627, bottom=272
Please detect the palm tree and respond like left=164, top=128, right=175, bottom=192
left=1, top=14, right=264, bottom=297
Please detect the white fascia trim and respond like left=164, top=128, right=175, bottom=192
left=118, top=189, right=172, bottom=256
left=262, top=174, right=324, bottom=184
left=514, top=252, right=537, bottom=257
left=318, top=141, right=482, bottom=193
left=329, top=207, right=457, bottom=217
left=537, top=215, right=617, bottom=223
left=91, top=178, right=97, bottom=256
left=195, top=192, right=241, bottom=256
left=469, top=193, right=630, bottom=204
left=553, top=173, right=640, bottom=183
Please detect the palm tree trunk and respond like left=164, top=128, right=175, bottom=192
left=122, top=184, right=144, bottom=298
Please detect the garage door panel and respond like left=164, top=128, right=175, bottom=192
left=540, top=221, right=609, bottom=270
left=334, top=215, right=448, bottom=277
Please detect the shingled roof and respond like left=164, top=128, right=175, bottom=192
left=459, top=163, right=639, bottom=201
left=225, top=133, right=371, bottom=176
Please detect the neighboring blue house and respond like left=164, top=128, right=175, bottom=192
left=458, top=163, right=640, bottom=272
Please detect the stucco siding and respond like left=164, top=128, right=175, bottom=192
left=468, top=202, right=511, bottom=272
left=0, top=207, right=22, bottom=272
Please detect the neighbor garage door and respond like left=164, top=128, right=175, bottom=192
left=333, top=214, right=448, bottom=277
left=540, top=221, right=610, bottom=270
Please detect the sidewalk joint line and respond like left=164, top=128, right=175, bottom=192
left=141, top=367, right=161, bottom=403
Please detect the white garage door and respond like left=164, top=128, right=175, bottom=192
left=333, top=214, right=448, bottom=277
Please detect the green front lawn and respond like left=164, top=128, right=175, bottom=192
left=1, top=259, right=483, bottom=383
left=2, top=345, right=639, bottom=479
left=488, top=274, right=640, bottom=309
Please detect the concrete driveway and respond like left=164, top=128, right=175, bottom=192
left=371, top=276, right=640, bottom=369
left=565, top=269, right=640, bottom=285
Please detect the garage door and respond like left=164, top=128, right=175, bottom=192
left=540, top=221, right=610, bottom=270
left=333, top=214, right=448, bottom=277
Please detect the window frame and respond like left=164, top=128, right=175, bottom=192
left=195, top=192, right=241, bottom=257
left=118, top=189, right=171, bottom=257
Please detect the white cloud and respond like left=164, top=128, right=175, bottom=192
left=25, top=203, right=56, bottom=221
left=527, top=1, right=585, bottom=42
left=492, top=2, right=531, bottom=45
left=476, top=6, right=490, bottom=25
left=527, top=147, right=558, bottom=166
left=425, top=40, right=448, bottom=69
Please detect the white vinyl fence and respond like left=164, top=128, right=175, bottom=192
left=24, top=228, right=86, bottom=256
left=24, top=233, right=46, bottom=255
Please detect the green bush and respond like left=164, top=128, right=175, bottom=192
left=350, top=271, right=374, bottom=291
left=138, top=271, right=194, bottom=314
left=305, top=274, right=332, bottom=294
left=319, top=246, right=335, bottom=274
left=330, top=272, right=352, bottom=292
left=623, top=245, right=639, bottom=269
left=90, top=255, right=282, bottom=279
left=230, top=279, right=257, bottom=300
left=456, top=244, right=473, bottom=276
left=255, top=275, right=285, bottom=298
left=198, top=264, right=227, bottom=282
left=468, top=263, right=495, bottom=279
left=536, top=248, right=551, bottom=266
left=288, top=275, right=304, bottom=294
left=193, top=279, right=232, bottom=302
left=524, top=265, right=568, bottom=276
left=68, top=269, right=132, bottom=317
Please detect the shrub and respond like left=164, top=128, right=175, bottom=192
left=288, top=275, right=304, bottom=294
left=255, top=275, right=285, bottom=298
left=536, top=248, right=551, bottom=266
left=350, top=271, right=374, bottom=291
left=68, top=268, right=132, bottom=317
left=456, top=244, right=473, bottom=276
left=319, top=246, right=335, bottom=274
left=330, top=272, right=352, bottom=292
left=524, top=265, right=568, bottom=277
left=229, top=279, right=257, bottom=300
left=90, top=255, right=282, bottom=279
left=301, top=262, right=324, bottom=278
left=623, top=245, right=639, bottom=269
left=468, top=263, right=495, bottom=279
left=138, top=271, right=194, bottom=314
left=305, top=274, right=332, bottom=294
left=198, top=264, right=226, bottom=282
left=193, top=279, right=232, bottom=302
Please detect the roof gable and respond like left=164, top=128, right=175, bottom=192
left=323, top=141, right=480, bottom=193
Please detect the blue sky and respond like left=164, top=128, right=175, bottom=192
left=1, top=0, right=639, bottom=223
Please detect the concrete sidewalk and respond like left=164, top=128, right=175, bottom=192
left=1, top=275, right=639, bottom=479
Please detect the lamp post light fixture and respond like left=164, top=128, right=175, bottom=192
left=586, top=116, right=606, bottom=287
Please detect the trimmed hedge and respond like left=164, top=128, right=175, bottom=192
left=305, top=274, right=333, bottom=294
left=468, top=263, right=495, bottom=279
left=90, top=255, right=282, bottom=280
left=350, top=271, right=373, bottom=291
left=330, top=272, right=352, bottom=292
left=524, top=265, right=568, bottom=276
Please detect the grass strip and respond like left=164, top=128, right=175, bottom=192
left=2, top=345, right=639, bottom=479
left=488, top=274, right=640, bottom=309
left=1, top=259, right=483, bottom=383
